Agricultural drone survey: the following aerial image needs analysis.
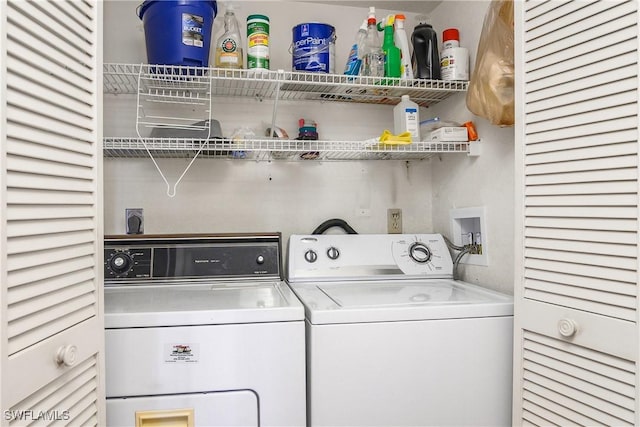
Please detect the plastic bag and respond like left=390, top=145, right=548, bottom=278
left=466, top=0, right=514, bottom=126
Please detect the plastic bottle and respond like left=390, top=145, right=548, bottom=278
left=394, top=14, right=413, bottom=79
left=440, top=28, right=469, bottom=81
left=215, top=6, right=243, bottom=69
left=411, top=17, right=441, bottom=80
left=394, top=95, right=420, bottom=141
left=382, top=15, right=401, bottom=78
left=344, top=20, right=368, bottom=76
left=361, top=7, right=384, bottom=77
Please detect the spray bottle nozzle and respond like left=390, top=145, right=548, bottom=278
left=376, top=14, right=394, bottom=31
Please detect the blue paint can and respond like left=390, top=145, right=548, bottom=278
left=292, top=23, right=336, bottom=73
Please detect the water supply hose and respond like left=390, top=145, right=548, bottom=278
left=312, top=219, right=358, bottom=235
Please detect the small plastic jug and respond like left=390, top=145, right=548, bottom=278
left=411, top=19, right=440, bottom=80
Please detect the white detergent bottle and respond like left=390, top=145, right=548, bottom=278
left=394, top=95, right=420, bottom=141
left=394, top=14, right=413, bottom=79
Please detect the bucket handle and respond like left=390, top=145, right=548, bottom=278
left=289, top=31, right=337, bottom=57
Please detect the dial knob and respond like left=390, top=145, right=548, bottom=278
left=327, top=247, right=340, bottom=260
left=409, top=242, right=432, bottom=264
left=109, top=252, right=133, bottom=274
left=304, top=250, right=318, bottom=263
left=256, top=255, right=265, bottom=264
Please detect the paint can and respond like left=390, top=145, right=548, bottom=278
left=291, top=23, right=336, bottom=73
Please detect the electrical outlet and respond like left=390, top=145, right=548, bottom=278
left=387, top=208, right=402, bottom=234
left=126, top=208, right=144, bottom=234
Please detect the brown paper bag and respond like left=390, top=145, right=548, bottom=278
left=466, top=0, right=514, bottom=126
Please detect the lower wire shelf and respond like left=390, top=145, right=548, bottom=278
left=103, top=138, right=473, bottom=161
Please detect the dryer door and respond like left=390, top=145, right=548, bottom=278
left=107, top=390, right=258, bottom=427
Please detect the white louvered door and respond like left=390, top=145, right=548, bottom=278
left=0, top=0, right=104, bottom=425
left=514, top=0, right=639, bottom=425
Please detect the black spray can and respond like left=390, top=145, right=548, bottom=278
left=411, top=22, right=441, bottom=80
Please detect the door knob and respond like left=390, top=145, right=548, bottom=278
left=558, top=318, right=578, bottom=338
left=55, top=345, right=78, bottom=367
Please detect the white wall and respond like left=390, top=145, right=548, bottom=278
left=102, top=1, right=434, bottom=240
left=428, top=1, right=515, bottom=294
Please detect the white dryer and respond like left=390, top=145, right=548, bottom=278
left=104, top=233, right=306, bottom=427
left=288, top=233, right=514, bottom=427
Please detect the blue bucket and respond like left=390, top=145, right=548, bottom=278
left=138, top=0, right=217, bottom=67
left=292, top=23, right=336, bottom=73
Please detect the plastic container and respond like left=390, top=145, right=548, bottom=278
left=440, top=28, right=469, bottom=81
left=394, top=95, right=420, bottom=141
left=361, top=9, right=384, bottom=78
left=137, top=0, right=218, bottom=67
left=247, top=14, right=270, bottom=71
left=394, top=14, right=413, bottom=79
left=411, top=19, right=440, bottom=80
left=343, top=20, right=367, bottom=76
left=292, top=23, right=336, bottom=73
left=214, top=6, right=243, bottom=69
left=381, top=16, right=401, bottom=78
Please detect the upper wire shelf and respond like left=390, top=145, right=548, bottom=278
left=103, top=137, right=472, bottom=161
left=103, top=63, right=469, bottom=107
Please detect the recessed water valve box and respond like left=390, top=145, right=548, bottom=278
left=450, top=206, right=488, bottom=266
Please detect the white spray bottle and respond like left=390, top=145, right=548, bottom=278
left=394, top=14, right=414, bottom=79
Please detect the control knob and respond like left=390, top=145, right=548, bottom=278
left=109, top=252, right=133, bottom=275
left=327, top=247, right=340, bottom=260
left=304, top=250, right=318, bottom=263
left=409, top=242, right=432, bottom=264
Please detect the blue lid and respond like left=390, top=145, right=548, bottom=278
left=137, top=1, right=218, bottom=19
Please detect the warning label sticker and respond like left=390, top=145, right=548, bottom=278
left=165, top=343, right=199, bottom=363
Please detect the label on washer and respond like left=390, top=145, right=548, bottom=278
left=164, top=343, right=199, bottom=363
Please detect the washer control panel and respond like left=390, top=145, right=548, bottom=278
left=288, top=234, right=454, bottom=281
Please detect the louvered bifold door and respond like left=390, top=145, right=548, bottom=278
left=0, top=0, right=104, bottom=425
left=514, top=1, right=639, bottom=426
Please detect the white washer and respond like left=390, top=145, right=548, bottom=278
left=288, top=233, right=514, bottom=427
left=104, top=234, right=306, bottom=427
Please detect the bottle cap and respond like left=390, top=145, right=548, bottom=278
left=395, top=14, right=406, bottom=20
left=443, top=28, right=460, bottom=42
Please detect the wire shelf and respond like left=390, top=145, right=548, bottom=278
left=103, top=63, right=468, bottom=107
left=103, top=138, right=471, bottom=161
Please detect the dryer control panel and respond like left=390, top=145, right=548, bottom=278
left=105, top=233, right=283, bottom=284
left=288, top=234, right=454, bottom=282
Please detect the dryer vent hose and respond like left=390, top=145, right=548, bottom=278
left=312, top=218, right=358, bottom=235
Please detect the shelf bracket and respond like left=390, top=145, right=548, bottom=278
left=269, top=69, right=285, bottom=138
left=467, top=140, right=482, bottom=157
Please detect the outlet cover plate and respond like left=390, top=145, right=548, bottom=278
left=387, top=208, right=402, bottom=234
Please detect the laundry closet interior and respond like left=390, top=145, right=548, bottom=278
left=102, top=0, right=516, bottom=297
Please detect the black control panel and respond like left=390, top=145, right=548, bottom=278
left=104, top=234, right=282, bottom=284
left=104, top=248, right=152, bottom=280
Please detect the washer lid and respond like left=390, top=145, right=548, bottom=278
left=104, top=281, right=304, bottom=328
left=291, top=279, right=513, bottom=324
